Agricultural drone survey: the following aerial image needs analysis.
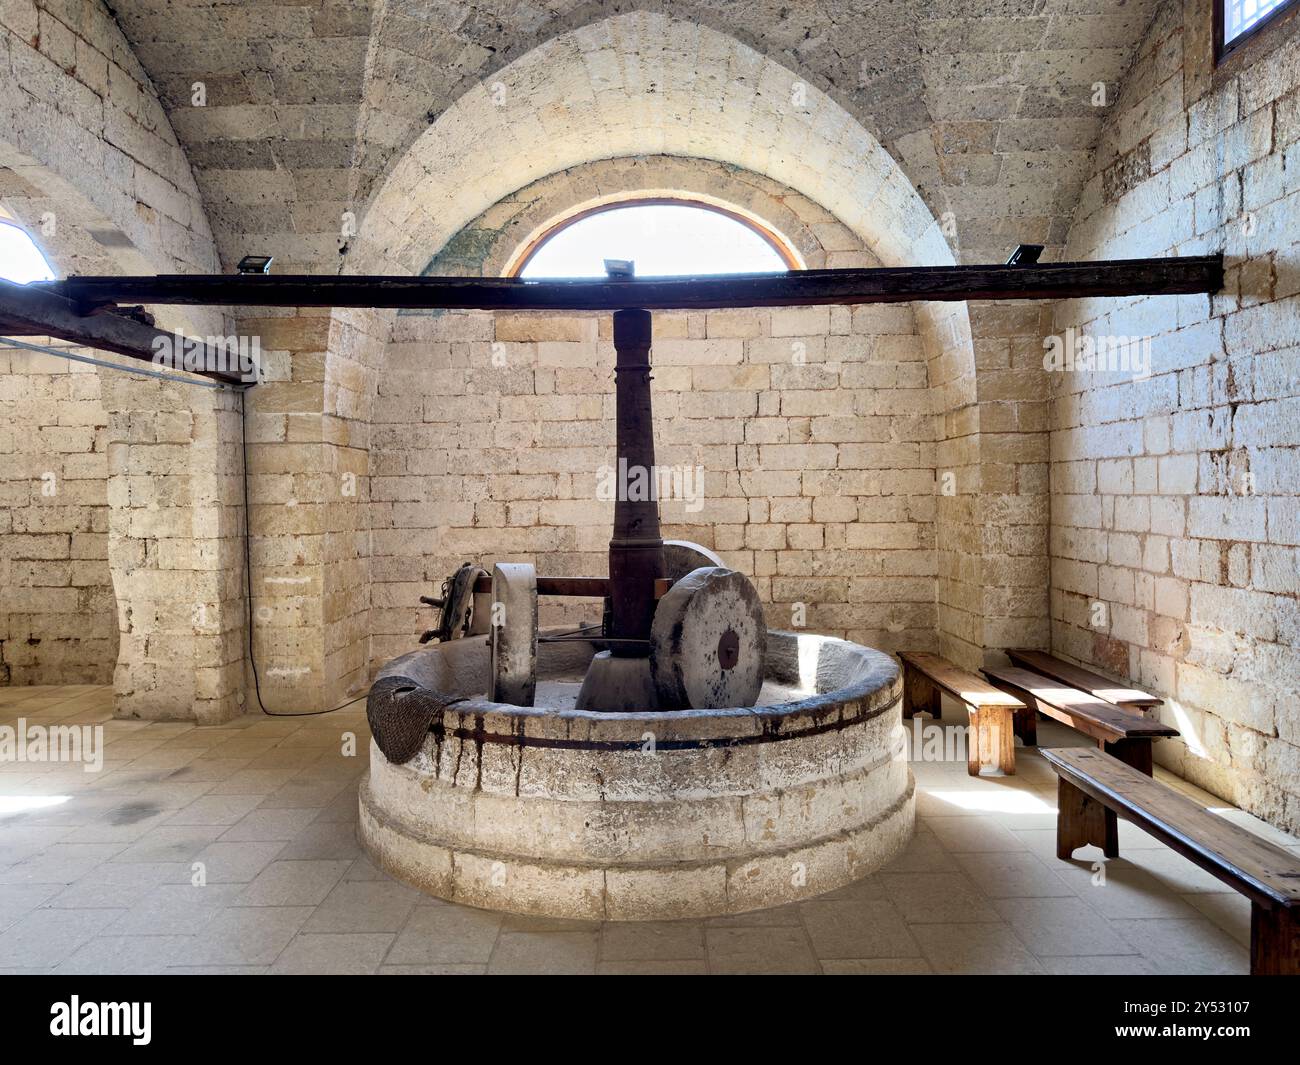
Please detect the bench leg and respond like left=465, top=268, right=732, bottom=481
left=1251, top=904, right=1300, bottom=976
left=1056, top=777, right=1118, bottom=860
left=902, top=665, right=941, bottom=723
left=1104, top=738, right=1153, bottom=776
left=1013, top=705, right=1037, bottom=747
left=967, top=706, right=1016, bottom=777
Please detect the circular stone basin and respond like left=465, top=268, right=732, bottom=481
left=359, top=630, right=915, bottom=921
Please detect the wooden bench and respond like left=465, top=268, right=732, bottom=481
left=1006, top=648, right=1163, bottom=716
left=1043, top=747, right=1300, bottom=976
left=898, top=651, right=1025, bottom=776
left=982, top=664, right=1178, bottom=775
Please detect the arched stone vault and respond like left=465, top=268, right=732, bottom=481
left=110, top=0, right=1164, bottom=269
left=327, top=11, right=1018, bottom=680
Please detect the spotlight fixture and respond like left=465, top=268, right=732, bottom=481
left=603, top=258, right=635, bottom=280
left=237, top=254, right=274, bottom=275
left=1005, top=244, right=1044, bottom=266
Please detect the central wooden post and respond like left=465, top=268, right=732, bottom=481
left=607, top=307, right=665, bottom=651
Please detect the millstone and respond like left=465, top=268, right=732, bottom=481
left=489, top=562, right=538, bottom=706
left=650, top=566, right=766, bottom=710
left=662, top=539, right=725, bottom=582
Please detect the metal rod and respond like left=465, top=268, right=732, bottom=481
left=36, top=255, right=1224, bottom=312
left=0, top=337, right=238, bottom=389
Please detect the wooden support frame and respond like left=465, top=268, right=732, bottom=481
left=0, top=278, right=245, bottom=386
left=37, top=255, right=1224, bottom=313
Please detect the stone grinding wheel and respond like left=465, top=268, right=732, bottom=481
left=489, top=562, right=538, bottom=707
left=662, top=539, right=726, bottom=582
left=650, top=566, right=766, bottom=711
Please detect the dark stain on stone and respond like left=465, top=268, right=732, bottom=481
left=107, top=800, right=161, bottom=825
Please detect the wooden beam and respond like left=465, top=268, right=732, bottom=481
left=0, top=279, right=245, bottom=385
left=38, top=255, right=1223, bottom=313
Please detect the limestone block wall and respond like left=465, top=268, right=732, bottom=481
left=1, top=4, right=244, bottom=722
left=1051, top=0, right=1300, bottom=831
left=0, top=344, right=116, bottom=683
left=369, top=156, right=941, bottom=671
left=0, top=1, right=217, bottom=277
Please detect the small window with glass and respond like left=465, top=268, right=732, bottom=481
left=1218, top=0, right=1298, bottom=59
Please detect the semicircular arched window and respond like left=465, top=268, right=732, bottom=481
left=513, top=200, right=796, bottom=279
left=0, top=221, right=56, bottom=283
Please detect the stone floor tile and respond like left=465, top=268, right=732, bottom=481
left=704, top=926, right=819, bottom=974
left=178, top=906, right=314, bottom=966
left=877, top=871, right=1001, bottom=923
left=993, top=896, right=1137, bottom=956
left=596, top=959, right=709, bottom=974
left=1111, top=917, right=1250, bottom=975
left=105, top=882, right=242, bottom=936
left=821, top=957, right=933, bottom=974
left=600, top=920, right=705, bottom=960
left=799, top=898, right=919, bottom=958
left=219, top=807, right=320, bottom=842
left=238, top=859, right=351, bottom=906
left=488, top=931, right=599, bottom=974
left=953, top=851, right=1075, bottom=898
left=0, top=907, right=114, bottom=968
left=190, top=840, right=287, bottom=884
left=911, top=923, right=1045, bottom=974
left=303, top=879, right=421, bottom=933
left=386, top=904, right=503, bottom=964
left=55, top=935, right=192, bottom=973
left=268, top=933, right=394, bottom=974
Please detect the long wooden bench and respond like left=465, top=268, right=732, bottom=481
left=1006, top=648, right=1163, bottom=716
left=982, top=665, right=1178, bottom=775
left=898, top=651, right=1025, bottom=776
left=1044, top=747, right=1300, bottom=976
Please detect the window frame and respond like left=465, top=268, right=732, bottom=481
left=1216, top=0, right=1300, bottom=62
left=507, top=197, right=801, bottom=278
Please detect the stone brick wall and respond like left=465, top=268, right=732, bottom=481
left=1, top=3, right=246, bottom=722
left=1051, top=0, right=1300, bottom=831
left=0, top=345, right=116, bottom=683
left=370, top=157, right=939, bottom=669
left=0, top=1, right=218, bottom=278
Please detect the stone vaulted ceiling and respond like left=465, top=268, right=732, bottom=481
left=109, top=0, right=1164, bottom=272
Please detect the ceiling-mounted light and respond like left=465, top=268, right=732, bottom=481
left=1005, top=244, right=1044, bottom=266
left=237, top=255, right=273, bottom=275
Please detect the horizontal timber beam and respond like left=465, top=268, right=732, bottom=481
left=0, top=278, right=245, bottom=385
left=37, top=255, right=1223, bottom=313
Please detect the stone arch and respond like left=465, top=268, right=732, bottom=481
left=350, top=10, right=955, bottom=277
left=373, top=155, right=945, bottom=673
left=0, top=50, right=244, bottom=719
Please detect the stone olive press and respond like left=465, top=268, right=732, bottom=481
left=360, top=300, right=915, bottom=920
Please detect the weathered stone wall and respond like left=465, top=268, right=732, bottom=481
left=0, top=345, right=116, bottom=684
left=1051, top=0, right=1300, bottom=831
left=1, top=2, right=246, bottom=723
left=370, top=158, right=939, bottom=669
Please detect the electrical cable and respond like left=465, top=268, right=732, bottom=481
left=237, top=388, right=369, bottom=718
left=3, top=335, right=366, bottom=717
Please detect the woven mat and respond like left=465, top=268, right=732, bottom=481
left=366, top=675, right=467, bottom=764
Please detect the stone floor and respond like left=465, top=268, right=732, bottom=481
left=1, top=684, right=1296, bottom=975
